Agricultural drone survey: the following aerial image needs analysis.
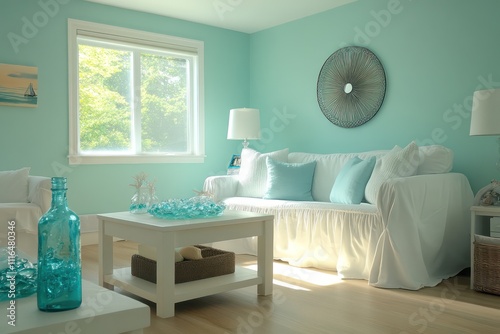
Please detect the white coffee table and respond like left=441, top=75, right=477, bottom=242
left=97, top=210, right=274, bottom=318
left=0, top=280, right=150, bottom=334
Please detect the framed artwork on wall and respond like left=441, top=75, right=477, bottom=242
left=0, top=63, right=38, bottom=108
left=227, top=154, right=241, bottom=175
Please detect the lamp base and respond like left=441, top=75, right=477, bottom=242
left=497, top=137, right=500, bottom=169
left=479, top=180, right=500, bottom=206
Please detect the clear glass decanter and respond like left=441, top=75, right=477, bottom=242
left=130, top=186, right=150, bottom=214
left=37, top=177, right=82, bottom=311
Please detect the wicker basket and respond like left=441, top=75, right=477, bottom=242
left=131, top=245, right=235, bottom=284
left=473, top=241, right=500, bottom=295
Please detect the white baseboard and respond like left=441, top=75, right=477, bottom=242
left=81, top=231, right=99, bottom=246
left=80, top=214, right=99, bottom=245
left=81, top=214, right=98, bottom=233
left=80, top=214, right=123, bottom=246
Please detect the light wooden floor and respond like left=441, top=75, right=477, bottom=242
left=82, top=241, right=500, bottom=334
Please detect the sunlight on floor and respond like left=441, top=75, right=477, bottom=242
left=273, top=279, right=311, bottom=291
left=243, top=261, right=343, bottom=289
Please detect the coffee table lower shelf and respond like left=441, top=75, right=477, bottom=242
left=105, top=266, right=261, bottom=304
left=98, top=210, right=274, bottom=318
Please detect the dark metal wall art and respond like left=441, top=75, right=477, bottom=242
left=317, top=46, right=386, bottom=128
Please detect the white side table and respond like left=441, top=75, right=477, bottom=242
left=1, top=280, right=150, bottom=334
left=470, top=205, right=500, bottom=289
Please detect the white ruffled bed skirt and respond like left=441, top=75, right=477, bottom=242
left=213, top=193, right=470, bottom=290
left=214, top=198, right=381, bottom=277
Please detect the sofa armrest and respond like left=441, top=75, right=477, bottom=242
left=28, top=176, right=51, bottom=214
left=377, top=173, right=473, bottom=225
left=371, top=173, right=474, bottom=288
left=203, top=175, right=239, bottom=202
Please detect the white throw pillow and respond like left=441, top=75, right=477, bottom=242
left=364, top=142, right=420, bottom=204
left=237, top=148, right=289, bottom=198
left=416, top=145, right=453, bottom=174
left=0, top=167, right=30, bottom=203
left=179, top=246, right=203, bottom=260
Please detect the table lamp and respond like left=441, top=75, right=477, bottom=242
left=470, top=88, right=500, bottom=168
left=227, top=108, right=261, bottom=148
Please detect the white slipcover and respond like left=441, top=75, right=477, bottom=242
left=0, top=175, right=51, bottom=259
left=204, top=149, right=473, bottom=290
left=0, top=176, right=51, bottom=233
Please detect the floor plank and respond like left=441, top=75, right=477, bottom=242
left=82, top=241, right=500, bottom=334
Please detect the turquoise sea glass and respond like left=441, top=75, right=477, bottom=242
left=148, top=196, right=225, bottom=219
left=130, top=186, right=150, bottom=214
left=0, top=251, right=37, bottom=302
left=37, top=177, right=82, bottom=312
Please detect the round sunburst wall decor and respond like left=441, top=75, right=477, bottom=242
left=317, top=46, right=386, bottom=128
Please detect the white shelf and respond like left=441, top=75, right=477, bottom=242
left=105, top=268, right=158, bottom=302
left=105, top=266, right=261, bottom=304
left=1, top=280, right=150, bottom=334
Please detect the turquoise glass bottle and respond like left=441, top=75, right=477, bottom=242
left=37, top=177, right=82, bottom=311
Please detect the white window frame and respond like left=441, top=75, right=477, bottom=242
left=68, top=19, right=205, bottom=165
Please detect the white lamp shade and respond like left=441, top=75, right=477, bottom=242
left=227, top=108, right=261, bottom=140
left=470, top=89, right=500, bottom=136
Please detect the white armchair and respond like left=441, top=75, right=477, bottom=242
left=28, top=176, right=52, bottom=215
left=0, top=175, right=51, bottom=259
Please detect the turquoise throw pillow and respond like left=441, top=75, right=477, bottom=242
left=263, top=157, right=316, bottom=201
left=330, top=156, right=376, bottom=204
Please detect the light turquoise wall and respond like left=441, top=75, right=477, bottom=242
left=248, top=0, right=500, bottom=194
left=0, top=0, right=249, bottom=214
left=2, top=0, right=499, bottom=215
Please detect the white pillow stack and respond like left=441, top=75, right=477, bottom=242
left=416, top=145, right=453, bottom=174
left=364, top=142, right=420, bottom=204
left=236, top=148, right=289, bottom=198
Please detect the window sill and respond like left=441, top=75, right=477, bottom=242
left=68, top=154, right=205, bottom=165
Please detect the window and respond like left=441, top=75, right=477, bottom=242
left=68, top=19, right=204, bottom=164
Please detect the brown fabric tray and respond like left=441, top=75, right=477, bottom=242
left=131, top=245, right=235, bottom=284
left=473, top=241, right=500, bottom=295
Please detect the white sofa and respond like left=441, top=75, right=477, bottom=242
left=0, top=169, right=51, bottom=259
left=203, top=143, right=474, bottom=290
